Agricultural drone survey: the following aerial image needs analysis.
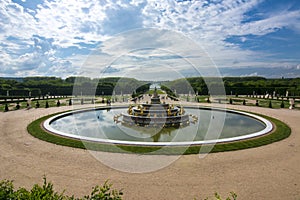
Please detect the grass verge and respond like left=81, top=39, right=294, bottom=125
left=27, top=111, right=291, bottom=155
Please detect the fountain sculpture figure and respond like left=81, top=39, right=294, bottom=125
left=115, top=87, right=197, bottom=127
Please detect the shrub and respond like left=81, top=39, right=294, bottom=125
left=4, top=104, right=9, bottom=112
left=16, top=102, right=20, bottom=110
left=24, top=177, right=64, bottom=199
left=207, top=97, right=211, bottom=103
left=45, top=101, right=49, bottom=108
left=197, top=192, right=237, bottom=200
left=0, top=177, right=238, bottom=200
left=280, top=101, right=284, bottom=108
left=0, top=179, right=14, bottom=199
left=83, top=180, right=123, bottom=200
left=0, top=177, right=123, bottom=200
left=36, top=101, right=40, bottom=108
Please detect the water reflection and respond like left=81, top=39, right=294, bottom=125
left=49, top=108, right=266, bottom=142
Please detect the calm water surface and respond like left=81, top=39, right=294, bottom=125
left=50, top=108, right=266, bottom=142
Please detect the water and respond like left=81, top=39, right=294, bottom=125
left=49, top=107, right=266, bottom=143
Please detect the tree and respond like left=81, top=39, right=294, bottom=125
left=4, top=104, right=9, bottom=112
left=36, top=101, right=40, bottom=108
left=280, top=100, right=284, bottom=108
left=45, top=101, right=49, bottom=108
left=16, top=102, right=20, bottom=110
left=207, top=97, right=211, bottom=103
left=268, top=100, right=272, bottom=108
left=243, top=99, right=246, bottom=105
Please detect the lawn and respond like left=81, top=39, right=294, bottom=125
left=27, top=109, right=291, bottom=155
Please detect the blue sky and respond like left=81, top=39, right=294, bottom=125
left=0, top=0, right=300, bottom=78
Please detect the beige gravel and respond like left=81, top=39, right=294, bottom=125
left=0, top=104, right=299, bottom=200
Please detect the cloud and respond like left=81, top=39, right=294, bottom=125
left=0, top=0, right=300, bottom=77
left=80, top=28, right=221, bottom=81
left=141, top=0, right=300, bottom=69
left=0, top=35, right=75, bottom=77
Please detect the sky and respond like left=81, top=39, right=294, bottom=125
left=0, top=0, right=300, bottom=79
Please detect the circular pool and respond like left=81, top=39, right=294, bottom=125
left=43, top=106, right=273, bottom=146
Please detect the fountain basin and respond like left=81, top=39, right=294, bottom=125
left=43, top=106, right=273, bottom=146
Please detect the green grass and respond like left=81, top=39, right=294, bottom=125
left=147, top=89, right=165, bottom=95
left=27, top=109, right=291, bottom=155
left=192, top=115, right=291, bottom=154
left=197, top=96, right=209, bottom=103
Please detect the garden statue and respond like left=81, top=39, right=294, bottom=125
left=289, top=98, right=295, bottom=110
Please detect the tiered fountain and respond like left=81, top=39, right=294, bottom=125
left=115, top=87, right=197, bottom=127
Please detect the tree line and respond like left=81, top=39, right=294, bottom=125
left=162, top=76, right=300, bottom=96
left=0, top=76, right=150, bottom=97
left=1, top=76, right=299, bottom=97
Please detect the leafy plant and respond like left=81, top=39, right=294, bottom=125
left=25, top=176, right=65, bottom=199
left=207, top=97, right=211, bottom=103
left=83, top=181, right=123, bottom=200
left=280, top=100, right=284, bottom=108
left=16, top=102, right=20, bottom=110
left=242, top=99, right=246, bottom=105
left=0, top=179, right=14, bottom=199
left=45, top=101, right=49, bottom=108
left=36, top=101, right=40, bottom=108
left=57, top=100, right=61, bottom=107
left=4, top=104, right=9, bottom=112
left=0, top=177, right=123, bottom=200
left=196, top=192, right=237, bottom=200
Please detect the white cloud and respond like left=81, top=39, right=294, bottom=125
left=141, top=0, right=300, bottom=69
left=79, top=28, right=222, bottom=81
left=0, top=0, right=300, bottom=77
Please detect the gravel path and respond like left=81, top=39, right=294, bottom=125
left=0, top=104, right=299, bottom=199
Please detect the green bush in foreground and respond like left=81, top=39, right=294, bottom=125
left=197, top=192, right=237, bottom=200
left=0, top=177, right=123, bottom=200
left=0, top=177, right=237, bottom=200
